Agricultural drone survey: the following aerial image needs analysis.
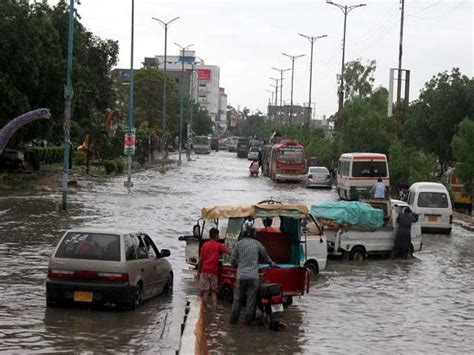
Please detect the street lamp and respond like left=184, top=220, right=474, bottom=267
left=326, top=1, right=366, bottom=130
left=174, top=42, right=194, bottom=166
left=187, top=60, right=196, bottom=161
left=271, top=67, right=290, bottom=107
left=282, top=53, right=305, bottom=125
left=152, top=16, right=179, bottom=173
left=298, top=33, right=327, bottom=132
left=62, top=0, right=75, bottom=210
left=269, top=77, right=279, bottom=107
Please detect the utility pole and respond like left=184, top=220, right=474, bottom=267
left=271, top=67, right=291, bottom=107
left=152, top=16, right=179, bottom=173
left=187, top=61, right=195, bottom=161
left=62, top=0, right=75, bottom=211
left=174, top=42, right=194, bottom=166
left=396, top=0, right=405, bottom=132
left=269, top=77, right=279, bottom=107
left=298, top=33, right=328, bottom=132
left=266, top=89, right=274, bottom=120
left=125, top=0, right=135, bottom=189
left=327, top=1, right=366, bottom=131
left=282, top=53, right=305, bottom=125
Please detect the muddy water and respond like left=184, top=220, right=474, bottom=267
left=0, top=151, right=473, bottom=353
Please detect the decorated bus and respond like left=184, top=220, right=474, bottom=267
left=262, top=140, right=306, bottom=182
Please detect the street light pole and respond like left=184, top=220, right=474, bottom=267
left=152, top=16, right=179, bottom=173
left=62, top=0, right=75, bottom=211
left=187, top=61, right=195, bottom=161
left=126, top=0, right=135, bottom=188
left=271, top=67, right=290, bottom=108
left=269, top=77, right=279, bottom=107
left=326, top=1, right=366, bottom=131
left=298, top=33, right=328, bottom=132
left=282, top=53, right=305, bottom=125
left=174, top=42, right=194, bottom=166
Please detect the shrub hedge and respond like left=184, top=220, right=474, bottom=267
left=25, top=147, right=64, bottom=171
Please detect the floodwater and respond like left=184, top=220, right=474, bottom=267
left=0, top=151, right=473, bottom=353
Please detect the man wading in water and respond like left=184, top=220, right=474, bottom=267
left=393, top=207, right=418, bottom=259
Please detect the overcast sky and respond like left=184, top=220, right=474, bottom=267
left=56, top=0, right=472, bottom=118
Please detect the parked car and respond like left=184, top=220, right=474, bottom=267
left=248, top=147, right=260, bottom=161
left=46, top=230, right=173, bottom=310
left=305, top=166, right=332, bottom=188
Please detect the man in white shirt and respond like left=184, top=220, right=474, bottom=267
left=371, top=177, right=386, bottom=199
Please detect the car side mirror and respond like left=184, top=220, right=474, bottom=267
left=160, top=249, right=170, bottom=257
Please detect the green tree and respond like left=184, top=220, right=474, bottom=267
left=402, top=68, right=474, bottom=162
left=339, top=87, right=396, bottom=155
left=452, top=117, right=474, bottom=195
left=338, top=58, right=376, bottom=102
left=192, top=104, right=213, bottom=136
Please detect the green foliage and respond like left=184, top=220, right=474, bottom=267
left=338, top=58, right=376, bottom=102
left=24, top=146, right=64, bottom=170
left=103, top=160, right=115, bottom=175
left=339, top=88, right=396, bottom=155
left=389, top=140, right=438, bottom=187
left=192, top=105, right=214, bottom=136
left=452, top=117, right=474, bottom=194
left=402, top=68, right=474, bottom=162
left=114, top=159, right=124, bottom=174
left=0, top=0, right=118, bottom=146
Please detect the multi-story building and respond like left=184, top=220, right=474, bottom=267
left=267, top=104, right=311, bottom=125
left=144, top=51, right=224, bottom=132
left=217, top=88, right=228, bottom=133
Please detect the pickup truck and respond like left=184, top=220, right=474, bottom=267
left=312, top=199, right=423, bottom=261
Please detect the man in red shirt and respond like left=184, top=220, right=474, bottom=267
left=199, top=227, right=231, bottom=309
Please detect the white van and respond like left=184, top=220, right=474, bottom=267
left=406, top=182, right=453, bottom=234
left=336, top=153, right=389, bottom=200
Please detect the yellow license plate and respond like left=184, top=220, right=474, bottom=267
left=74, top=291, right=93, bottom=302
left=428, top=216, right=438, bottom=222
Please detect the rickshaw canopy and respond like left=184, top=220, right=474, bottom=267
left=201, top=203, right=309, bottom=220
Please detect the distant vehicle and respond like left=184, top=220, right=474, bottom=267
left=312, top=199, right=423, bottom=260
left=46, top=230, right=173, bottom=310
left=262, top=139, right=306, bottom=182
left=248, top=147, right=260, bottom=161
left=406, top=182, right=453, bottom=234
left=305, top=166, right=332, bottom=189
left=444, top=167, right=472, bottom=214
left=226, top=136, right=238, bottom=152
left=249, top=139, right=263, bottom=149
left=210, top=137, right=219, bottom=152
left=194, top=136, right=211, bottom=154
left=237, top=137, right=249, bottom=158
left=336, top=153, right=389, bottom=200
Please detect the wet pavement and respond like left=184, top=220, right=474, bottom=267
left=0, top=151, right=473, bottom=353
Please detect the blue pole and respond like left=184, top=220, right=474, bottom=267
left=127, top=0, right=135, bottom=187
left=62, top=0, right=75, bottom=210
left=178, top=48, right=184, bottom=165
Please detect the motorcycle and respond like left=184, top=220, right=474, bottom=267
left=256, top=282, right=284, bottom=331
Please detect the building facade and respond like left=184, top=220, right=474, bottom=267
left=267, top=104, right=311, bottom=125
left=144, top=51, right=224, bottom=132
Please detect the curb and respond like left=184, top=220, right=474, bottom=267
left=453, top=219, right=474, bottom=232
left=178, top=296, right=208, bottom=355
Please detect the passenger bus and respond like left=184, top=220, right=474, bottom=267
left=336, top=153, right=389, bottom=200
left=194, top=136, right=211, bottom=154
left=267, top=140, right=306, bottom=182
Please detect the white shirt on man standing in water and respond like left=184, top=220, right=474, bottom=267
left=371, top=178, right=386, bottom=199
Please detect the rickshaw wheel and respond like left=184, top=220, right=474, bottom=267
left=219, top=284, right=233, bottom=304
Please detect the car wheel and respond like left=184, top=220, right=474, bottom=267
left=163, top=273, right=173, bottom=296
left=304, top=260, right=319, bottom=276
left=349, top=246, right=366, bottom=261
left=125, top=283, right=143, bottom=310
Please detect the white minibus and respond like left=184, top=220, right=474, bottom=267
left=406, top=182, right=453, bottom=234
left=336, top=153, right=389, bottom=200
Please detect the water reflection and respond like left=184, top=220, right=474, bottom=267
left=0, top=151, right=473, bottom=353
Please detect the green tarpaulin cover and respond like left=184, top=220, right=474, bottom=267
left=310, top=201, right=384, bottom=228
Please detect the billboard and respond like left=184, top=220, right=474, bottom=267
left=197, top=69, right=211, bottom=81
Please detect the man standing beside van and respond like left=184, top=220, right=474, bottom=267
left=371, top=177, right=386, bottom=199
left=393, top=207, right=418, bottom=259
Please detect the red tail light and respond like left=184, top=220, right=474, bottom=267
left=190, top=257, right=198, bottom=264
left=308, top=175, right=313, bottom=179
left=271, top=295, right=282, bottom=304
left=48, top=269, right=129, bottom=282
left=449, top=215, right=453, bottom=224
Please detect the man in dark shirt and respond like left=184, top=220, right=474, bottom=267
left=393, top=207, right=418, bottom=259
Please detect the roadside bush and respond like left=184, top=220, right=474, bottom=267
left=114, top=159, right=124, bottom=174
left=24, top=146, right=64, bottom=170
left=74, top=151, right=86, bottom=166
left=103, top=160, right=116, bottom=175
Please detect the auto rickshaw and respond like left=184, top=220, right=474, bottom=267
left=179, top=200, right=327, bottom=305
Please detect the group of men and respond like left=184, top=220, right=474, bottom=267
left=198, top=218, right=277, bottom=325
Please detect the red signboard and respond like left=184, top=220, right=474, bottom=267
left=197, top=69, right=211, bottom=81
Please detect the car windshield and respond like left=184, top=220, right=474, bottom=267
left=278, top=148, right=304, bottom=163
left=309, top=167, right=328, bottom=174
left=195, top=137, right=209, bottom=145
left=55, top=232, right=121, bottom=261
left=352, top=161, right=387, bottom=177
left=417, top=192, right=449, bottom=208
left=250, top=148, right=259, bottom=152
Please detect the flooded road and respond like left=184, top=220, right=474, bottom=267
left=1, top=151, right=473, bottom=353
